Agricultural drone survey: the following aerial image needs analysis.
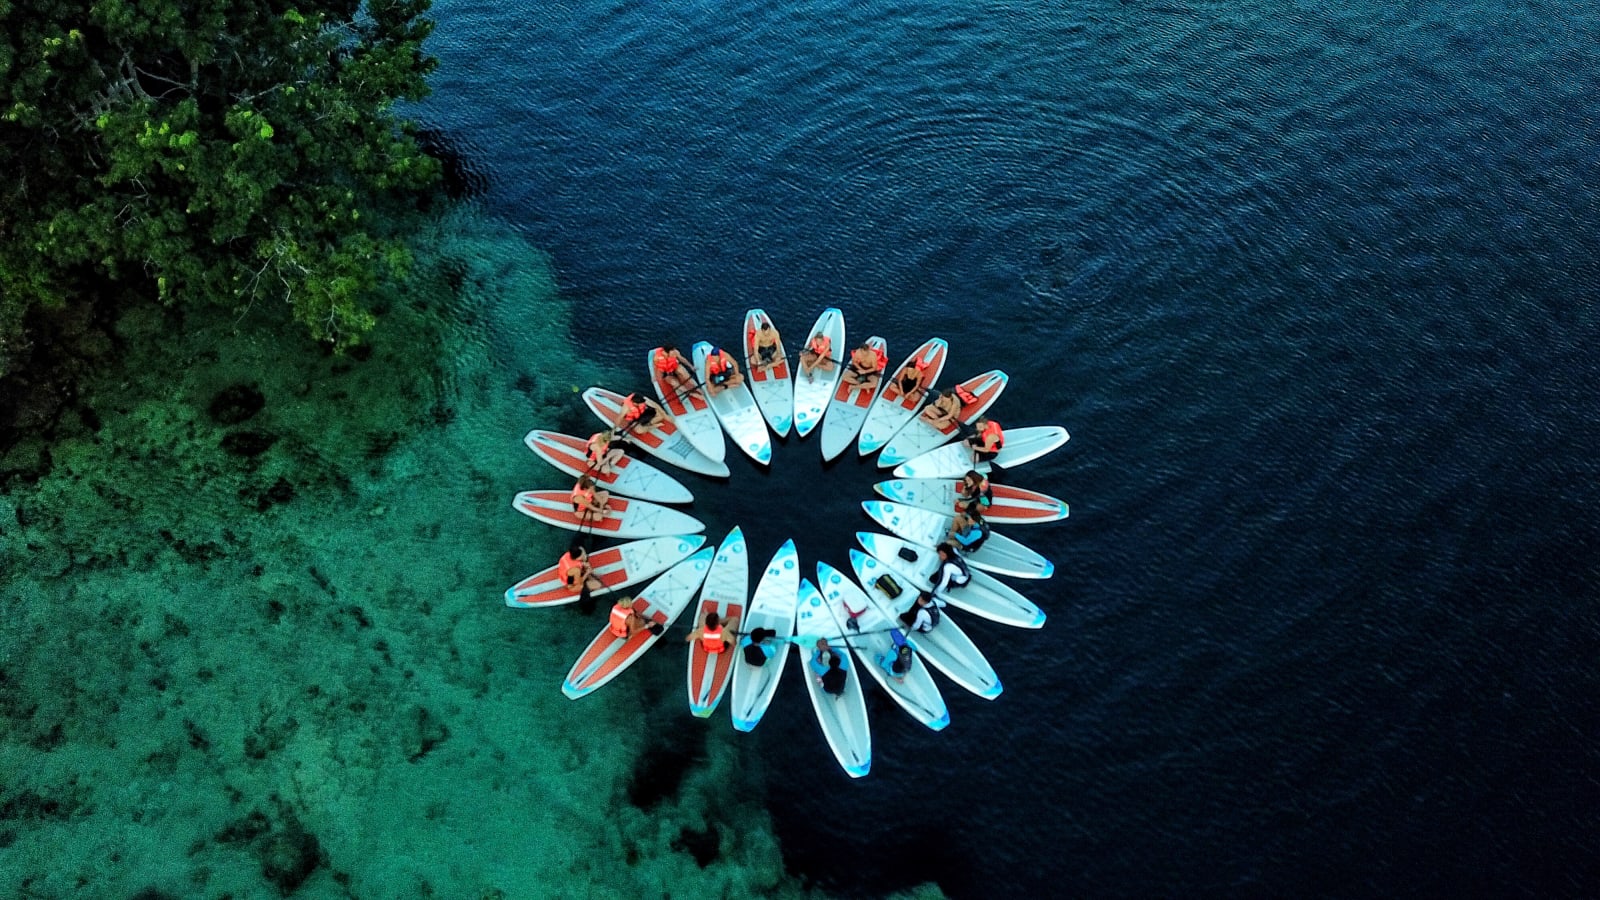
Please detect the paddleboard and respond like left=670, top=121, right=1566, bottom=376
left=582, top=387, right=729, bottom=478
left=819, top=336, right=887, bottom=461
left=792, top=308, right=846, bottom=438
left=686, top=528, right=749, bottom=717
left=795, top=577, right=872, bottom=778
left=742, top=309, right=794, bottom=437
left=816, top=561, right=949, bottom=731
left=892, top=425, right=1070, bottom=480
left=857, top=337, right=948, bottom=456
left=562, top=548, right=714, bottom=699
left=878, top=369, right=1009, bottom=468
left=512, top=490, right=705, bottom=539
left=861, top=500, right=1053, bottom=579
left=849, top=550, right=1002, bottom=700
left=648, top=346, right=726, bottom=462
left=693, top=342, right=772, bottom=465
left=523, top=430, right=694, bottom=505
left=856, top=532, right=1045, bottom=629
left=873, top=477, right=1069, bottom=524
left=505, top=535, right=707, bottom=608
left=730, top=540, right=801, bottom=731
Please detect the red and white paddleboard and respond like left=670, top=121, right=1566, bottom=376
left=523, top=430, right=693, bottom=504
left=648, top=347, right=725, bottom=463
left=562, top=549, right=714, bottom=699
left=857, top=337, right=948, bottom=456
left=742, top=309, right=793, bottom=437
left=512, top=490, right=705, bottom=539
left=503, top=535, right=707, bottom=608
left=872, top=478, right=1070, bottom=524
left=686, top=528, right=749, bottom=717
left=877, top=369, right=1009, bottom=468
left=891, top=425, right=1070, bottom=481
left=792, top=307, right=846, bottom=438
left=581, top=387, right=729, bottom=478
left=819, top=335, right=887, bottom=461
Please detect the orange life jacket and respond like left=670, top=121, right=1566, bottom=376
left=699, top=625, right=727, bottom=653
left=872, top=346, right=888, bottom=371
left=708, top=352, right=729, bottom=376
left=809, top=335, right=831, bottom=356
left=586, top=434, right=608, bottom=463
left=654, top=349, right=678, bottom=374
left=980, top=419, right=1004, bottom=449
left=622, top=399, right=645, bottom=422
left=609, top=605, right=632, bottom=637
left=570, top=485, right=596, bottom=509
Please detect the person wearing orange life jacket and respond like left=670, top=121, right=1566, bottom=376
left=893, top=356, right=932, bottom=400
left=609, top=596, right=658, bottom=638
left=963, top=416, right=1005, bottom=464
left=799, top=332, right=835, bottom=381
left=749, top=319, right=782, bottom=375
left=569, top=475, right=611, bottom=525
left=704, top=346, right=744, bottom=396
left=614, top=392, right=668, bottom=435
left=685, top=611, right=740, bottom=653
left=653, top=345, right=697, bottom=399
left=918, top=388, right=962, bottom=429
left=843, top=342, right=886, bottom=391
left=558, top=541, right=604, bottom=597
left=585, top=428, right=625, bottom=476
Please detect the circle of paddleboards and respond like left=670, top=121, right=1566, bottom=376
left=795, top=577, right=872, bottom=778
left=742, top=309, right=794, bottom=437
left=504, top=535, right=707, bottom=608
left=693, top=341, right=773, bottom=465
left=791, top=307, right=846, bottom=438
left=861, top=500, right=1054, bottom=579
left=819, top=336, right=887, bottom=461
left=523, top=430, right=694, bottom=505
left=513, top=490, right=706, bottom=539
left=873, top=477, right=1069, bottom=524
left=729, top=539, right=801, bottom=732
left=891, top=425, right=1070, bottom=480
left=857, top=337, right=948, bottom=457
left=816, top=561, right=949, bottom=731
left=848, top=550, right=1002, bottom=700
left=687, top=528, right=749, bottom=717
left=582, top=387, right=729, bottom=478
left=855, top=532, right=1045, bottom=629
left=562, top=548, right=714, bottom=699
left=648, top=347, right=726, bottom=462
left=878, top=369, right=1009, bottom=468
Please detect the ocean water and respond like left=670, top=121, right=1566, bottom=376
left=417, top=1, right=1600, bottom=897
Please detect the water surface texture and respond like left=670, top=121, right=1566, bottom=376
left=417, top=1, right=1600, bottom=896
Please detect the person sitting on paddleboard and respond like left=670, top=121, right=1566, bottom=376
left=559, top=541, right=604, bottom=597
left=947, top=508, right=991, bottom=553
left=653, top=345, right=697, bottom=399
left=704, top=346, right=744, bottom=396
left=918, top=389, right=962, bottom=429
left=964, top=416, right=1004, bottom=464
left=956, top=470, right=994, bottom=515
left=750, top=319, right=782, bottom=374
left=569, top=475, right=611, bottom=525
left=686, top=611, right=739, bottom=653
left=878, top=631, right=916, bottom=681
left=894, top=356, right=932, bottom=400
left=810, top=638, right=849, bottom=697
left=615, top=392, right=669, bottom=435
left=800, top=333, right=835, bottom=380
left=930, top=542, right=973, bottom=594
left=585, top=428, right=625, bottom=476
left=842, top=342, right=886, bottom=391
left=609, top=596, right=659, bottom=638
left=898, top=591, right=942, bottom=634
left=739, top=627, right=779, bottom=666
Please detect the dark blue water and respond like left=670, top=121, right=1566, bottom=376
left=422, top=1, right=1600, bottom=895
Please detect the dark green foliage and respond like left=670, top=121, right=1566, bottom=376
left=0, top=0, right=442, bottom=374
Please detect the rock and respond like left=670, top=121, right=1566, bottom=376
left=208, top=384, right=266, bottom=426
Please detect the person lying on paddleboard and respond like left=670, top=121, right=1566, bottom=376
left=654, top=345, right=697, bottom=399
left=739, top=627, right=779, bottom=666
left=810, top=638, right=849, bottom=696
left=609, top=596, right=660, bottom=638
left=800, top=333, right=835, bottom=380
left=559, top=541, right=605, bottom=597
left=750, top=319, right=782, bottom=374
left=842, top=342, right=886, bottom=391
left=964, top=416, right=1005, bottom=464
left=930, top=542, right=973, bottom=594
left=918, top=389, right=962, bottom=429
left=704, top=346, right=744, bottom=396
left=685, top=611, right=739, bottom=653
left=585, top=428, right=625, bottom=476
left=615, top=392, right=670, bottom=436
left=570, top=475, right=611, bottom=525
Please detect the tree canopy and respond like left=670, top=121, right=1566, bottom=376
left=0, top=0, right=442, bottom=374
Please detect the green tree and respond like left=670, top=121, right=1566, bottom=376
left=0, top=0, right=441, bottom=372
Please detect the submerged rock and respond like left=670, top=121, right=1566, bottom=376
left=207, top=384, right=266, bottom=426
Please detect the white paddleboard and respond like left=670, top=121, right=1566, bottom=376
left=819, top=336, right=886, bottom=461
left=730, top=540, right=801, bottom=732
left=857, top=337, right=948, bottom=456
left=524, top=430, right=694, bottom=505
left=792, top=308, right=846, bottom=438
left=816, top=561, right=949, bottom=731
left=878, top=369, right=1009, bottom=468
left=693, top=342, right=772, bottom=465
left=795, top=577, right=872, bottom=778
left=856, top=532, right=1045, bottom=629
left=562, top=549, right=714, bottom=699
left=873, top=477, right=1069, bottom=524
left=512, top=490, right=706, bottom=539
left=742, top=309, right=794, bottom=437
left=892, top=425, right=1070, bottom=480
left=861, top=500, right=1053, bottom=579
left=648, top=347, right=726, bottom=463
left=686, top=528, right=749, bottom=717
left=582, top=387, right=729, bottom=478
left=849, top=550, right=1002, bottom=700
